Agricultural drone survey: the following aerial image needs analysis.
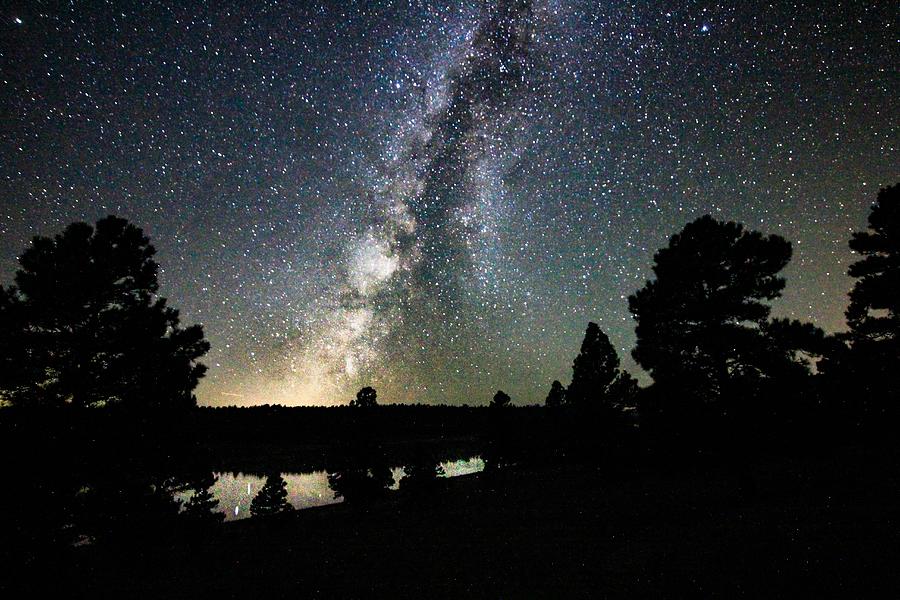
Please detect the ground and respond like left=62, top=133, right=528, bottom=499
left=60, top=440, right=900, bottom=599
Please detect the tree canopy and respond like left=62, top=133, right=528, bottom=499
left=0, top=216, right=209, bottom=408
left=350, top=386, right=378, bottom=407
left=490, top=390, right=511, bottom=408
left=544, top=380, right=565, bottom=407
left=846, top=184, right=900, bottom=347
left=181, top=473, right=225, bottom=527
left=250, top=474, right=292, bottom=518
left=566, top=322, right=635, bottom=409
left=628, top=215, right=817, bottom=403
left=820, top=184, right=900, bottom=411
left=327, top=460, right=393, bottom=505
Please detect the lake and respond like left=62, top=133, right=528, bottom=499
left=191, top=456, right=484, bottom=520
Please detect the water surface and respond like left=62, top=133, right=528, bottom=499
left=195, top=456, right=484, bottom=520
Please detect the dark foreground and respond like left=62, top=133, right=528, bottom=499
left=41, top=439, right=899, bottom=599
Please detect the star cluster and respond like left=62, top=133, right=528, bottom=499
left=1, top=1, right=896, bottom=405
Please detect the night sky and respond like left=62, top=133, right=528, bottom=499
left=1, top=1, right=896, bottom=406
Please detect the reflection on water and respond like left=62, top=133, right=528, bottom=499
left=216, top=471, right=334, bottom=520
left=187, top=456, right=483, bottom=521
left=441, top=456, right=485, bottom=477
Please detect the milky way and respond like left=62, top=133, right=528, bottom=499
left=1, top=1, right=896, bottom=405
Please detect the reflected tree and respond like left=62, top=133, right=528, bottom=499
left=327, top=462, right=393, bottom=505
left=327, top=429, right=393, bottom=506
left=401, top=450, right=445, bottom=495
left=329, top=389, right=392, bottom=505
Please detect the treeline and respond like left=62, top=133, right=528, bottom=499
left=2, top=185, right=897, bottom=431
left=195, top=404, right=540, bottom=441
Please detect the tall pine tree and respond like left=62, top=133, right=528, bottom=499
left=832, top=184, right=900, bottom=412
left=567, top=322, right=634, bottom=409
left=847, top=184, right=900, bottom=347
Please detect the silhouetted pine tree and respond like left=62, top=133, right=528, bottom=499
left=250, top=474, right=292, bottom=518
left=485, top=390, right=513, bottom=471
left=0, top=285, right=36, bottom=406
left=327, top=395, right=393, bottom=505
left=568, top=324, right=618, bottom=403
left=0, top=216, right=209, bottom=408
left=556, top=323, right=637, bottom=460
left=567, top=323, right=635, bottom=408
left=825, top=184, right=900, bottom=419
left=545, top=380, right=565, bottom=407
left=847, top=184, right=899, bottom=347
left=182, top=473, right=225, bottom=527
left=606, top=370, right=639, bottom=408
left=628, top=215, right=816, bottom=405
